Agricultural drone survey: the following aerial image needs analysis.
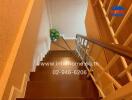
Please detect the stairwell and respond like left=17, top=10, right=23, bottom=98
left=17, top=50, right=99, bottom=100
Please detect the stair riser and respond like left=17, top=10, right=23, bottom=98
left=25, top=81, right=99, bottom=99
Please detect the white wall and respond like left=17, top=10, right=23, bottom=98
left=47, top=0, right=88, bottom=39
left=33, top=1, right=51, bottom=71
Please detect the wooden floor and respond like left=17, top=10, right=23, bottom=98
left=17, top=50, right=99, bottom=100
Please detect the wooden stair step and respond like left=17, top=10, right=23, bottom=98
left=36, top=65, right=76, bottom=71
left=46, top=50, right=76, bottom=55
left=36, top=66, right=80, bottom=71
left=36, top=65, right=87, bottom=72
left=17, top=98, right=98, bottom=100
left=43, top=53, right=80, bottom=61
left=25, top=80, right=99, bottom=99
left=42, top=57, right=82, bottom=63
left=44, top=54, right=78, bottom=57
left=43, top=57, right=81, bottom=62
left=30, top=72, right=88, bottom=81
left=45, top=52, right=79, bottom=56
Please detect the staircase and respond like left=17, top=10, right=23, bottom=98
left=17, top=50, right=99, bottom=100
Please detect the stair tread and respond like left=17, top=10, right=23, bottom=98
left=36, top=65, right=86, bottom=71
left=30, top=72, right=88, bottom=81
left=44, top=51, right=80, bottom=59
left=42, top=58, right=82, bottom=63
left=17, top=98, right=98, bottom=100
left=25, top=80, right=98, bottom=98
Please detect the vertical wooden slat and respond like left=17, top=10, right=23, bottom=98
left=103, top=0, right=108, bottom=8
left=117, top=34, right=132, bottom=79
left=96, top=33, right=132, bottom=84
left=115, top=4, right=132, bottom=37
left=106, top=0, right=114, bottom=16
left=99, top=0, right=119, bottom=44
left=95, top=63, right=122, bottom=88
left=120, top=57, right=132, bottom=81
left=99, top=0, right=132, bottom=82
left=90, top=0, right=132, bottom=99
left=96, top=55, right=119, bottom=82
left=109, top=34, right=132, bottom=81
left=88, top=67, right=106, bottom=98
left=97, top=56, right=132, bottom=82
left=124, top=34, right=132, bottom=46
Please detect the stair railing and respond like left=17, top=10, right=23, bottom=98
left=76, top=34, right=132, bottom=100
left=52, top=36, right=72, bottom=50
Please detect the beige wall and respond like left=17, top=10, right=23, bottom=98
left=0, top=0, right=29, bottom=78
left=0, top=0, right=31, bottom=99
left=1, top=0, right=50, bottom=99
left=47, top=0, right=87, bottom=39
left=85, top=0, right=100, bottom=40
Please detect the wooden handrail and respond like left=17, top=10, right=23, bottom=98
left=76, top=34, right=132, bottom=60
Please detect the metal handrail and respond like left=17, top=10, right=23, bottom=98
left=76, top=34, right=132, bottom=60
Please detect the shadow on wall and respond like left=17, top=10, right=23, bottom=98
left=32, top=0, right=51, bottom=71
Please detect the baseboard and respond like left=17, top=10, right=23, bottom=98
left=8, top=74, right=29, bottom=100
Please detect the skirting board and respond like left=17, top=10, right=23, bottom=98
left=8, top=74, right=29, bottom=100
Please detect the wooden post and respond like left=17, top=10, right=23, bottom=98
left=103, top=0, right=108, bottom=8
left=99, top=0, right=119, bottom=44
left=106, top=0, right=114, bottom=16
left=120, top=57, right=132, bottom=81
